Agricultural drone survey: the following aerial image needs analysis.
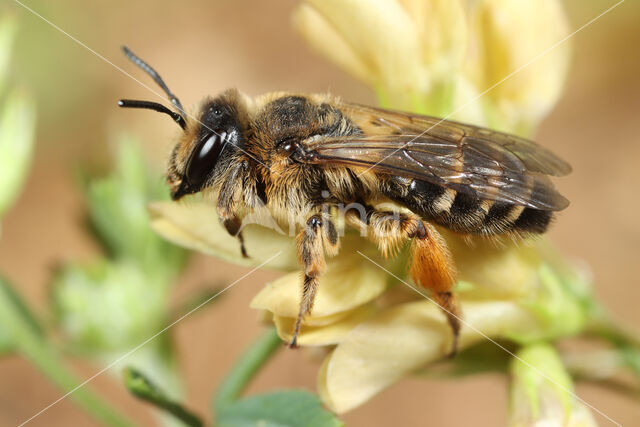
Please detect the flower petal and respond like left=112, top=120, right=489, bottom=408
left=273, top=303, right=377, bottom=346
left=149, top=200, right=299, bottom=271
left=292, top=4, right=375, bottom=86
left=467, top=0, right=570, bottom=133
left=303, top=0, right=427, bottom=109
left=447, top=234, right=543, bottom=299
left=250, top=241, right=388, bottom=319
left=399, top=0, right=467, bottom=78
left=449, top=75, right=488, bottom=126
left=319, top=299, right=539, bottom=413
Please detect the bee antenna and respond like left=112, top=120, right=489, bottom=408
left=121, top=46, right=186, bottom=116
left=118, top=99, right=187, bottom=130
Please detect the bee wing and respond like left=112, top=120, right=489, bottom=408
left=303, top=104, right=571, bottom=211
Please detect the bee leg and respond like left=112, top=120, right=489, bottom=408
left=221, top=215, right=249, bottom=258
left=237, top=231, right=248, bottom=258
left=290, top=213, right=339, bottom=348
left=362, top=211, right=460, bottom=356
left=409, top=221, right=460, bottom=357
left=217, top=162, right=250, bottom=258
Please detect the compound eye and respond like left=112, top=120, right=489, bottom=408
left=185, top=132, right=223, bottom=188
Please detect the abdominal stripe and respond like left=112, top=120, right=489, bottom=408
left=384, top=177, right=553, bottom=235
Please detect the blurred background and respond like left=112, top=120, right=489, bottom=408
left=0, top=0, right=638, bottom=425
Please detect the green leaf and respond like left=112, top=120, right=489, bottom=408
left=124, top=367, right=203, bottom=427
left=218, top=390, right=343, bottom=427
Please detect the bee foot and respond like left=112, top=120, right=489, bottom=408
left=287, top=336, right=299, bottom=349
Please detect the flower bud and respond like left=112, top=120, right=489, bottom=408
left=509, top=344, right=598, bottom=427
left=0, top=90, right=35, bottom=220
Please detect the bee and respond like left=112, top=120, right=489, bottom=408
left=119, top=47, right=570, bottom=354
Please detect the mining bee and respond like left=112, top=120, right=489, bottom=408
left=119, top=47, right=570, bottom=354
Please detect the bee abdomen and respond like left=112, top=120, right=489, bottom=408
left=386, top=178, right=553, bottom=235
left=476, top=201, right=522, bottom=234
left=511, top=207, right=553, bottom=233
left=385, top=178, right=488, bottom=233
left=441, top=191, right=490, bottom=232
left=385, top=178, right=447, bottom=217
left=471, top=201, right=552, bottom=234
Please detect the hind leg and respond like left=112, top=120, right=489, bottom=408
left=349, top=209, right=461, bottom=355
left=409, top=221, right=460, bottom=355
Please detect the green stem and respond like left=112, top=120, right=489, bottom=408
left=0, top=279, right=133, bottom=426
left=18, top=337, right=133, bottom=427
left=214, top=327, right=281, bottom=412
left=586, top=314, right=640, bottom=349
left=580, top=309, right=640, bottom=384
left=124, top=367, right=201, bottom=427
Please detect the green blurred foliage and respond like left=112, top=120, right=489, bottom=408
left=51, top=260, right=168, bottom=353
left=0, top=275, right=133, bottom=426
left=505, top=263, right=590, bottom=345
left=509, top=344, right=574, bottom=424
left=0, top=13, right=17, bottom=95
left=84, top=137, right=187, bottom=276
left=51, top=138, right=187, bottom=355
left=0, top=14, right=36, bottom=222
left=0, top=90, right=36, bottom=218
left=47, top=137, right=191, bottom=420
left=0, top=274, right=43, bottom=355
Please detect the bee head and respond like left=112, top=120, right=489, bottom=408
left=167, top=90, right=248, bottom=200
left=118, top=46, right=247, bottom=200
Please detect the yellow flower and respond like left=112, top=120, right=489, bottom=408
left=148, top=199, right=300, bottom=271
left=467, top=0, right=570, bottom=134
left=293, top=0, right=569, bottom=132
left=292, top=0, right=465, bottom=115
left=151, top=199, right=589, bottom=413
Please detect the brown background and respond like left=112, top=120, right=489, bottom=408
left=0, top=1, right=639, bottom=425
